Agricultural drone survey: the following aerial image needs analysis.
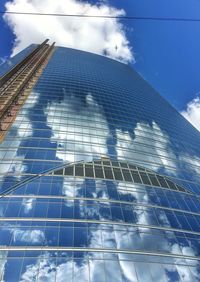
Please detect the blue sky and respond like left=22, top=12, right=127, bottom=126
left=1, top=0, right=200, bottom=129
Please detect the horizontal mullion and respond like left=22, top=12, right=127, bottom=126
left=0, top=246, right=199, bottom=261
left=0, top=217, right=200, bottom=236
left=3, top=194, right=200, bottom=217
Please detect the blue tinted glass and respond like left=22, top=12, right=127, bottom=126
left=0, top=45, right=200, bottom=281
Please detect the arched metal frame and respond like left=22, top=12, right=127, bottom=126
left=51, top=158, right=189, bottom=194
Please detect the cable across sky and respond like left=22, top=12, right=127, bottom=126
left=1, top=10, right=200, bottom=22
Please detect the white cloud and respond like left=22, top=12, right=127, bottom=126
left=115, top=120, right=200, bottom=180
left=2, top=224, right=44, bottom=246
left=20, top=254, right=72, bottom=282
left=13, top=228, right=45, bottom=243
left=116, top=121, right=177, bottom=174
left=179, top=153, right=200, bottom=176
left=181, top=97, right=200, bottom=132
left=45, top=92, right=109, bottom=163
left=4, top=0, right=133, bottom=63
left=20, top=253, right=98, bottom=282
left=0, top=92, right=39, bottom=175
left=176, top=264, right=198, bottom=282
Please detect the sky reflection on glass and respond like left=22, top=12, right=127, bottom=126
left=0, top=46, right=200, bottom=281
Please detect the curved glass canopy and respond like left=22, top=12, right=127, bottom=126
left=51, top=158, right=189, bottom=194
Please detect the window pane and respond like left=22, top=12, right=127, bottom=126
left=157, top=176, right=168, bottom=188
left=75, top=164, right=84, bottom=176
left=111, top=161, right=119, bottom=167
left=165, top=179, right=177, bottom=191
left=131, top=171, right=142, bottom=183
left=122, top=169, right=132, bottom=182
left=129, top=164, right=137, bottom=170
left=140, top=172, right=151, bottom=185
left=94, top=166, right=104, bottom=178
left=54, top=169, right=63, bottom=176
left=120, top=162, right=128, bottom=168
left=64, top=166, right=74, bottom=176
left=104, top=167, right=114, bottom=179
left=148, top=174, right=160, bottom=186
left=113, top=168, right=123, bottom=181
left=85, top=164, right=94, bottom=177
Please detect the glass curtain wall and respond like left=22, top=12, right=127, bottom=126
left=0, top=46, right=200, bottom=281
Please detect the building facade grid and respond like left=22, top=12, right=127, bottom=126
left=0, top=44, right=200, bottom=281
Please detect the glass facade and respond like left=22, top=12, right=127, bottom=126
left=0, top=44, right=36, bottom=77
left=0, top=45, right=200, bottom=281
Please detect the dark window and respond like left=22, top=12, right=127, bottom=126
left=111, top=161, right=119, bottom=167
left=104, top=166, right=114, bottom=179
left=85, top=164, right=94, bottom=177
left=128, top=164, right=137, bottom=170
left=120, top=162, right=128, bottom=168
left=148, top=174, right=160, bottom=187
left=139, top=172, right=151, bottom=185
left=138, top=167, right=145, bottom=171
left=157, top=176, right=168, bottom=188
left=54, top=169, right=63, bottom=176
left=94, top=165, right=104, bottom=178
left=113, top=168, right=123, bottom=181
left=94, top=160, right=101, bottom=164
left=131, top=171, right=142, bottom=183
left=64, top=166, right=74, bottom=176
left=103, top=161, right=110, bottom=166
left=165, top=179, right=177, bottom=191
left=122, top=169, right=132, bottom=182
left=75, top=164, right=84, bottom=177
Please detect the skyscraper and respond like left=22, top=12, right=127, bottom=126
left=0, top=39, right=200, bottom=281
